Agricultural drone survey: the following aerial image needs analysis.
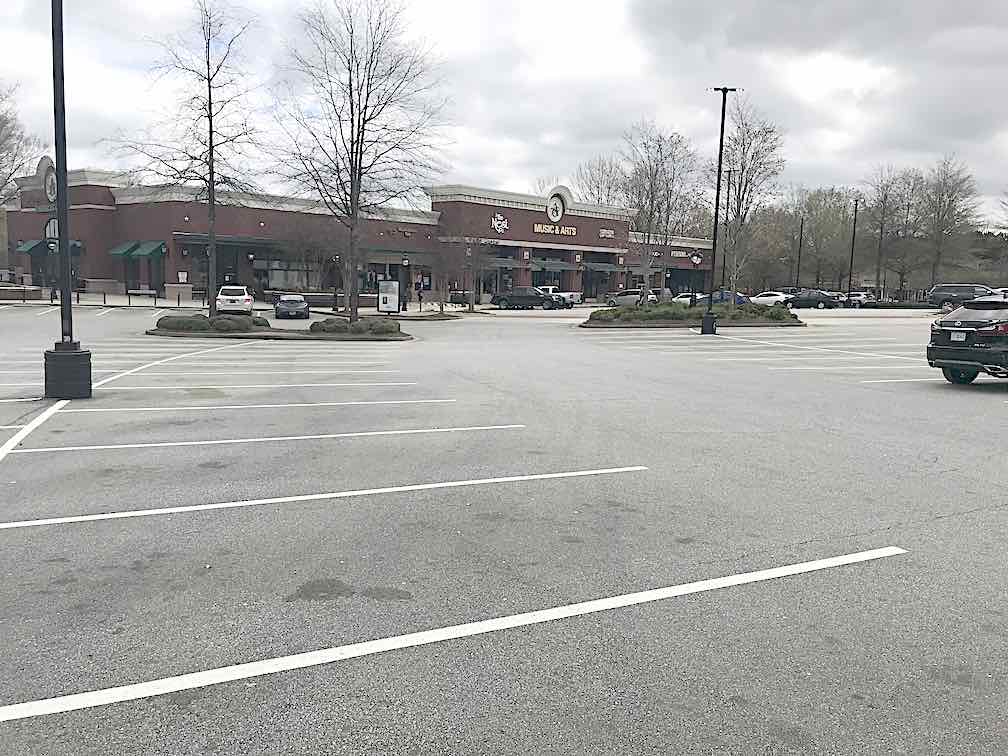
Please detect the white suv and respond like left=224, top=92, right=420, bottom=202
left=216, top=285, right=254, bottom=314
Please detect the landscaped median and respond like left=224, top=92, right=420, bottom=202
left=580, top=303, right=805, bottom=328
left=147, top=314, right=412, bottom=340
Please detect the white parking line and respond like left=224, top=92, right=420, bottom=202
left=138, top=370, right=401, bottom=376
left=0, top=466, right=648, bottom=530
left=151, top=310, right=166, bottom=319
left=61, top=399, right=457, bottom=413
left=99, top=382, right=417, bottom=391
left=0, top=425, right=25, bottom=430
left=12, top=424, right=525, bottom=454
left=34, top=307, right=58, bottom=317
left=0, top=545, right=904, bottom=721
left=93, top=309, right=115, bottom=317
left=707, top=334, right=924, bottom=362
left=707, top=354, right=922, bottom=362
left=767, top=365, right=930, bottom=371
left=859, top=378, right=946, bottom=384
left=0, top=397, right=43, bottom=403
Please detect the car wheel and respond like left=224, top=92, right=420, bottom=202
left=942, top=367, right=979, bottom=385
left=607, top=299, right=617, bottom=307
left=785, top=301, right=794, bottom=309
left=817, top=301, right=826, bottom=309
left=498, top=299, right=510, bottom=309
left=853, top=301, right=862, bottom=308
left=941, top=300, right=955, bottom=312
left=542, top=300, right=553, bottom=310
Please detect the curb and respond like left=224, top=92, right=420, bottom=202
left=145, top=329, right=412, bottom=341
left=578, top=320, right=806, bottom=329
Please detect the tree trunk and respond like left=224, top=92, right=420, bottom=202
left=348, top=223, right=360, bottom=322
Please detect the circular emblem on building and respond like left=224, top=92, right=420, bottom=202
left=44, top=167, right=58, bottom=203
left=546, top=193, right=565, bottom=223
left=44, top=217, right=59, bottom=240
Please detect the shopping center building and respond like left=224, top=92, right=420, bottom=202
left=4, top=160, right=713, bottom=300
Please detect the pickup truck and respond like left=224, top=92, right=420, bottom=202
left=536, top=286, right=582, bottom=306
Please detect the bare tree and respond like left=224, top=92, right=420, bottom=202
left=886, top=170, right=928, bottom=297
left=721, top=97, right=785, bottom=303
left=920, top=155, right=978, bottom=286
left=530, top=175, right=562, bottom=195
left=863, top=164, right=899, bottom=296
left=115, top=0, right=257, bottom=315
left=0, top=83, right=42, bottom=205
left=273, top=0, right=444, bottom=322
left=570, top=154, right=625, bottom=206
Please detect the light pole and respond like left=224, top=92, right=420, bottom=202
left=720, top=168, right=733, bottom=290
left=794, top=216, right=804, bottom=289
left=703, top=86, right=737, bottom=335
left=847, top=197, right=859, bottom=297
left=330, top=254, right=341, bottom=313
left=44, top=0, right=91, bottom=399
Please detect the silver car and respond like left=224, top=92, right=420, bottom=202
left=216, top=285, right=254, bottom=314
left=607, top=289, right=659, bottom=307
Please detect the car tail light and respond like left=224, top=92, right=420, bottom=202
left=244, top=296, right=252, bottom=303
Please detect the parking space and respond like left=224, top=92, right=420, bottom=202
left=1, top=305, right=1005, bottom=752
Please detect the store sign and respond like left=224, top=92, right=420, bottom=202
left=533, top=223, right=577, bottom=237
left=490, top=213, right=509, bottom=234
left=598, top=228, right=615, bottom=239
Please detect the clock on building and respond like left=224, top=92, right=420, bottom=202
left=546, top=193, right=565, bottom=223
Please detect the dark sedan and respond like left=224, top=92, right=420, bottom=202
left=491, top=287, right=566, bottom=310
left=927, top=296, right=1008, bottom=383
left=786, top=290, right=841, bottom=309
left=274, top=294, right=309, bottom=319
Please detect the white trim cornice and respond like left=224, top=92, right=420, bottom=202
left=424, top=184, right=636, bottom=222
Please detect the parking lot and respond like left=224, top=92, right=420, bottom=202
left=1, top=304, right=1006, bottom=754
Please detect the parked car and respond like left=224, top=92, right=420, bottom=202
left=449, top=290, right=474, bottom=305
left=491, top=287, right=566, bottom=310
left=927, top=283, right=996, bottom=311
left=705, top=290, right=751, bottom=306
left=670, top=292, right=705, bottom=306
left=750, top=291, right=793, bottom=307
left=786, top=289, right=841, bottom=309
left=606, top=289, right=658, bottom=307
left=536, top=285, right=580, bottom=306
left=274, top=293, right=309, bottom=319
left=216, top=285, right=254, bottom=314
left=845, top=291, right=878, bottom=308
left=825, top=291, right=848, bottom=304
left=927, top=296, right=1008, bottom=383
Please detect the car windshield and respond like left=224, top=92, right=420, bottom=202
left=219, top=287, right=246, bottom=297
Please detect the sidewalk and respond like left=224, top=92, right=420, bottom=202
left=14, top=290, right=273, bottom=311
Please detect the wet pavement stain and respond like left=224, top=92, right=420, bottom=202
left=285, top=578, right=413, bottom=603
left=43, top=556, right=71, bottom=564
left=198, top=461, right=229, bottom=470
left=560, top=535, right=583, bottom=544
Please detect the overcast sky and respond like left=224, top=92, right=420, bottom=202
left=3, top=0, right=1007, bottom=218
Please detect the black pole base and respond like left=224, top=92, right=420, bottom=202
left=700, top=313, right=718, bottom=335
left=44, top=347, right=92, bottom=399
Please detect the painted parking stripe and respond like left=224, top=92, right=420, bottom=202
left=859, top=378, right=947, bottom=384
left=61, top=399, right=457, bottom=414
left=97, top=382, right=417, bottom=391
left=11, top=424, right=525, bottom=454
left=767, top=365, right=930, bottom=371
left=0, top=466, right=648, bottom=531
left=34, top=307, right=58, bottom=317
left=707, top=354, right=923, bottom=362
left=0, top=397, right=43, bottom=404
left=0, top=546, right=905, bottom=722
left=138, top=370, right=401, bottom=376
left=93, top=308, right=115, bottom=317
left=0, top=425, right=25, bottom=430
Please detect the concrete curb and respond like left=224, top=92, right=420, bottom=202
left=145, top=329, right=412, bottom=341
left=578, top=320, right=806, bottom=329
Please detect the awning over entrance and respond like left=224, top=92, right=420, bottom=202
left=131, top=241, right=167, bottom=258
left=18, top=239, right=82, bottom=256
left=108, top=241, right=140, bottom=257
left=108, top=241, right=166, bottom=258
left=583, top=261, right=623, bottom=272
left=532, top=259, right=579, bottom=271
left=487, top=257, right=530, bottom=270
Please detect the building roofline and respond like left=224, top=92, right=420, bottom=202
left=424, top=184, right=636, bottom=222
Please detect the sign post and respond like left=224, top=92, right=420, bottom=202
left=377, top=280, right=400, bottom=314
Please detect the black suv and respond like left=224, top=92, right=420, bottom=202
left=927, top=283, right=995, bottom=311
left=927, top=296, right=1008, bottom=384
left=491, top=287, right=566, bottom=310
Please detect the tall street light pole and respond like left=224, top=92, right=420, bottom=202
left=44, top=0, right=91, bottom=399
left=702, top=86, right=737, bottom=335
left=720, top=168, right=732, bottom=290
left=794, top=216, right=804, bottom=289
left=847, top=197, right=860, bottom=296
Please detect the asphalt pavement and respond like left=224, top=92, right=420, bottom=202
left=0, top=303, right=1005, bottom=754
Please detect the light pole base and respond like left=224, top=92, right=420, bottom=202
left=44, top=346, right=92, bottom=399
left=700, top=313, right=718, bottom=335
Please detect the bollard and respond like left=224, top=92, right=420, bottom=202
left=128, top=293, right=131, bottom=307
left=103, top=292, right=107, bottom=305
left=177, top=293, right=181, bottom=308
left=153, top=293, right=157, bottom=307
left=76, top=290, right=80, bottom=304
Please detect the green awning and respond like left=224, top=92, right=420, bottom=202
left=19, top=239, right=82, bottom=256
left=16, top=240, right=44, bottom=255
left=108, top=241, right=140, bottom=257
left=130, top=241, right=167, bottom=258
left=532, top=259, right=579, bottom=271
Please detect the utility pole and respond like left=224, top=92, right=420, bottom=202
left=794, top=216, right=804, bottom=289
left=848, top=197, right=859, bottom=295
left=703, top=86, right=737, bottom=335
left=43, top=0, right=91, bottom=399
